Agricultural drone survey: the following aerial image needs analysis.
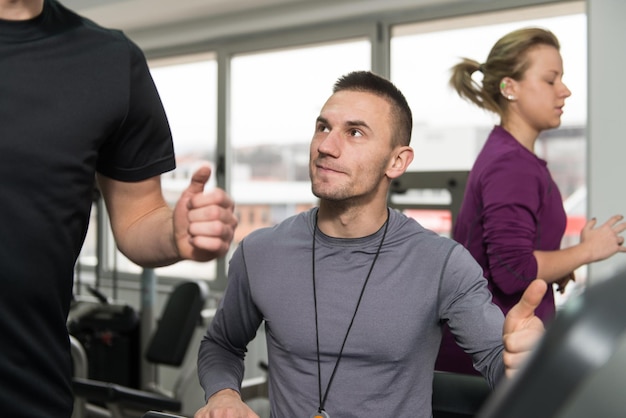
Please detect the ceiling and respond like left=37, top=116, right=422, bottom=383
left=60, top=0, right=467, bottom=51
left=62, top=0, right=315, bottom=32
left=60, top=0, right=565, bottom=54
left=60, top=0, right=468, bottom=32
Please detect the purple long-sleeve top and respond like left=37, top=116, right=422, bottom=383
left=436, top=125, right=567, bottom=374
left=456, top=125, right=566, bottom=319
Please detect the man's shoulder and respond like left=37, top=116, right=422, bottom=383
left=48, top=0, right=134, bottom=47
left=243, top=210, right=313, bottom=244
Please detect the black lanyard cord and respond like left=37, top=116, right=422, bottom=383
left=312, top=210, right=389, bottom=413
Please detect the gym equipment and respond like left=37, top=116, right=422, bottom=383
left=72, top=281, right=208, bottom=418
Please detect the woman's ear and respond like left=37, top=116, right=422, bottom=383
left=386, top=146, right=414, bottom=179
left=500, top=77, right=518, bottom=101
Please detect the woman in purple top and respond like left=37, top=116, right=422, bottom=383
left=436, top=27, right=626, bottom=375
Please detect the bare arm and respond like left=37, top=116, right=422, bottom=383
left=97, top=164, right=237, bottom=267
left=534, top=215, right=626, bottom=285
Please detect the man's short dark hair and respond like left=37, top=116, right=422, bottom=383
left=333, top=71, right=413, bottom=146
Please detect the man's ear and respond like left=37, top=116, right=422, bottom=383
left=386, top=146, right=414, bottom=179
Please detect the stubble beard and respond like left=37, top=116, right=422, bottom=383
left=311, top=180, right=351, bottom=202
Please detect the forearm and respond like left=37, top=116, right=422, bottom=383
left=442, top=245, right=506, bottom=387
left=198, top=251, right=261, bottom=400
left=98, top=167, right=236, bottom=267
left=198, top=335, right=246, bottom=401
left=116, top=205, right=181, bottom=267
left=97, top=174, right=184, bottom=267
left=535, top=215, right=626, bottom=283
left=533, top=244, right=591, bottom=284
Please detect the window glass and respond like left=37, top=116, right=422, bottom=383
left=230, top=39, right=370, bottom=243
left=113, top=53, right=219, bottom=280
left=392, top=7, right=585, bottom=169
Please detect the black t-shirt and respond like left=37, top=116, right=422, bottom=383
left=0, top=1, right=175, bottom=415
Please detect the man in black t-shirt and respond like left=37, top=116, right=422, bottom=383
left=0, top=1, right=238, bottom=416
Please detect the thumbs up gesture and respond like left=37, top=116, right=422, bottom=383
left=502, top=279, right=547, bottom=378
left=174, top=164, right=238, bottom=261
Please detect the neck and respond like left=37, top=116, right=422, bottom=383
left=0, top=0, right=43, bottom=20
left=317, top=201, right=389, bottom=238
left=500, top=119, right=539, bottom=153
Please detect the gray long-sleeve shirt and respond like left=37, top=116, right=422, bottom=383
left=198, top=208, right=505, bottom=417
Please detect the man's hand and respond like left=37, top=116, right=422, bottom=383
left=502, top=279, right=547, bottom=378
left=194, top=389, right=259, bottom=418
left=174, top=164, right=238, bottom=261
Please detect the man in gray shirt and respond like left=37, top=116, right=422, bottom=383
left=195, top=71, right=546, bottom=418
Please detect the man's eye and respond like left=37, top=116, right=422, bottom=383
left=349, top=129, right=362, bottom=137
